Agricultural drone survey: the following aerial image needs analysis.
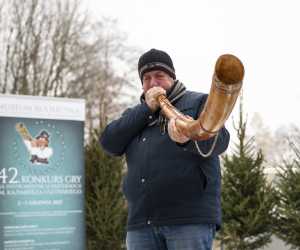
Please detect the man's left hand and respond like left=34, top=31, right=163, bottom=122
left=168, top=115, right=193, bottom=143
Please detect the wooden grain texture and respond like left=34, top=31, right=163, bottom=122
left=157, top=54, right=244, bottom=141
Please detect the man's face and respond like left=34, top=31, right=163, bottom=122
left=36, top=138, right=49, bottom=147
left=142, top=70, right=176, bottom=94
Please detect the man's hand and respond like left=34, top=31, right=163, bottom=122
left=168, top=115, right=193, bottom=143
left=145, top=86, right=166, bottom=113
left=31, top=140, right=37, bottom=147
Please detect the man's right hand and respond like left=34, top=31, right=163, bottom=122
left=31, top=140, right=37, bottom=147
left=145, top=86, right=166, bottom=113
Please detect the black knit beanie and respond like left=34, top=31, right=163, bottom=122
left=138, top=49, right=176, bottom=83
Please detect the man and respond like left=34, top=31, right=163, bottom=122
left=100, top=49, right=230, bottom=250
left=24, top=130, right=53, bottom=164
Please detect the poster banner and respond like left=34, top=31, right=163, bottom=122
left=0, top=94, right=86, bottom=250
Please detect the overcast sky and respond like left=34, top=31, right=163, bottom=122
left=82, top=0, right=300, bottom=140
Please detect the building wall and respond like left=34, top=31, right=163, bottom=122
left=213, top=235, right=289, bottom=250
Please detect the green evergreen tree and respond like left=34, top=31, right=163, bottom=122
left=85, top=83, right=128, bottom=249
left=85, top=128, right=128, bottom=250
left=272, top=137, right=300, bottom=249
left=218, top=93, right=275, bottom=250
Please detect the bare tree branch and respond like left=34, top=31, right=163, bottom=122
left=0, top=0, right=140, bottom=141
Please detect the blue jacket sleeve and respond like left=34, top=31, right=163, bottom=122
left=175, top=97, right=230, bottom=157
left=99, top=102, right=155, bottom=156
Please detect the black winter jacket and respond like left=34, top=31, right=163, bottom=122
left=100, top=90, right=230, bottom=231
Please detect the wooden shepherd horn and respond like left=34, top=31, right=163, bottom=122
left=157, top=54, right=244, bottom=141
